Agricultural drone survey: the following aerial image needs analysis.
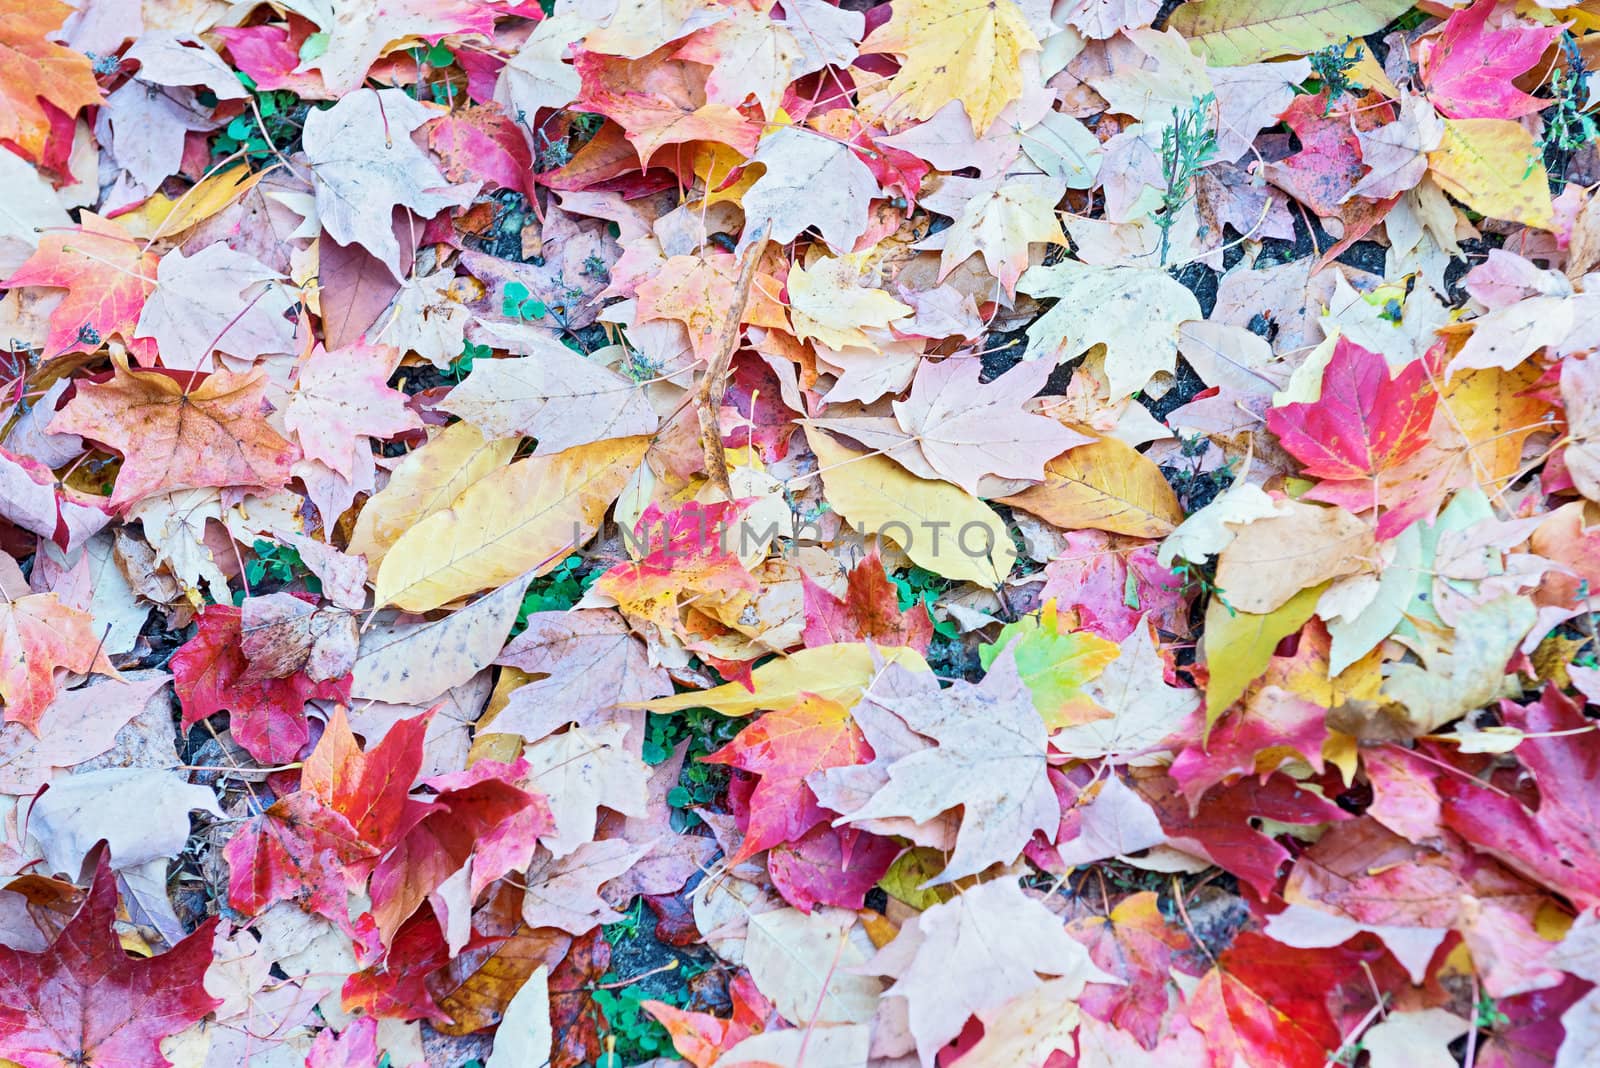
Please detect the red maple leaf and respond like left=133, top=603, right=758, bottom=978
left=341, top=908, right=454, bottom=1025
left=765, top=824, right=900, bottom=912
left=1190, top=932, right=1380, bottom=1068
left=706, top=693, right=873, bottom=860
left=0, top=853, right=220, bottom=1068
left=800, top=550, right=933, bottom=652
left=1135, top=770, right=1351, bottom=899
left=643, top=971, right=774, bottom=1068
left=1417, top=0, right=1562, bottom=120
left=171, top=604, right=352, bottom=763
left=224, top=709, right=435, bottom=921
left=1267, top=338, right=1438, bottom=483
left=1066, top=892, right=1190, bottom=1049
left=369, top=758, right=552, bottom=943
left=1439, top=686, right=1600, bottom=910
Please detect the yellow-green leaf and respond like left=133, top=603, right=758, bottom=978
left=1167, top=0, right=1415, bottom=66
left=1201, top=583, right=1324, bottom=728
left=1427, top=118, right=1554, bottom=230
left=979, top=601, right=1119, bottom=728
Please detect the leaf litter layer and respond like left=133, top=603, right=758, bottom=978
left=2, top=0, right=1600, bottom=1066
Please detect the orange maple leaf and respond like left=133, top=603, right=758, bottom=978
left=50, top=359, right=298, bottom=511
left=2, top=214, right=159, bottom=360
left=0, top=593, right=118, bottom=732
left=0, top=0, right=102, bottom=165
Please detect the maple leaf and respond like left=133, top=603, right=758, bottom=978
left=1135, top=769, right=1351, bottom=898
left=573, top=49, right=758, bottom=166
left=225, top=709, right=433, bottom=923
left=890, top=356, right=1088, bottom=493
left=0, top=0, right=102, bottom=165
left=979, top=601, right=1120, bottom=729
left=342, top=908, right=454, bottom=1024
left=704, top=694, right=871, bottom=861
left=428, top=105, right=536, bottom=199
left=1019, top=260, right=1201, bottom=401
left=370, top=759, right=551, bottom=942
left=1417, top=0, right=1561, bottom=121
left=1268, top=338, right=1437, bottom=483
left=133, top=244, right=297, bottom=372
left=919, top=175, right=1068, bottom=296
left=1261, top=92, right=1396, bottom=258
left=1438, top=686, right=1600, bottom=909
left=635, top=253, right=741, bottom=363
left=861, top=0, right=1040, bottom=134
left=592, top=499, right=761, bottom=641
left=171, top=604, right=351, bottom=763
left=644, top=971, right=772, bottom=1068
left=800, top=550, right=933, bottom=652
left=302, top=89, right=475, bottom=277
left=786, top=255, right=911, bottom=351
left=283, top=340, right=421, bottom=479
left=1066, top=891, right=1189, bottom=1048
left=0, top=592, right=118, bottom=733
left=2, top=214, right=158, bottom=360
left=0, top=446, right=109, bottom=555
left=813, top=648, right=1055, bottom=884
left=283, top=0, right=497, bottom=94
left=1189, top=932, right=1373, bottom=1068
left=739, top=127, right=879, bottom=253
left=438, top=338, right=658, bottom=453
left=867, top=878, right=1111, bottom=1067
left=50, top=359, right=297, bottom=511
left=0, top=853, right=219, bottom=1068
left=766, top=824, right=901, bottom=911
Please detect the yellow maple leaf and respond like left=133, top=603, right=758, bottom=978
left=1427, top=118, right=1554, bottom=230
left=861, top=0, right=1040, bottom=134
left=787, top=256, right=911, bottom=350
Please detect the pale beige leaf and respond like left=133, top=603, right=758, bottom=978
left=1214, top=499, right=1375, bottom=614
left=1020, top=260, right=1201, bottom=400
left=437, top=340, right=658, bottom=453
left=743, top=908, right=883, bottom=1025
left=522, top=722, right=649, bottom=857
left=350, top=574, right=533, bottom=704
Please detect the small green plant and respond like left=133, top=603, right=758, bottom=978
left=1170, top=557, right=1234, bottom=617
left=891, top=566, right=959, bottom=641
left=1540, top=36, right=1598, bottom=177
left=640, top=706, right=740, bottom=828
left=1475, top=991, right=1511, bottom=1031
left=591, top=981, right=677, bottom=1063
left=501, top=280, right=548, bottom=321
left=236, top=540, right=319, bottom=604
left=605, top=897, right=648, bottom=943
left=512, top=554, right=593, bottom=632
left=211, top=83, right=321, bottom=168
left=446, top=340, right=491, bottom=384
left=1305, top=41, right=1365, bottom=110
left=1155, top=93, right=1218, bottom=268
